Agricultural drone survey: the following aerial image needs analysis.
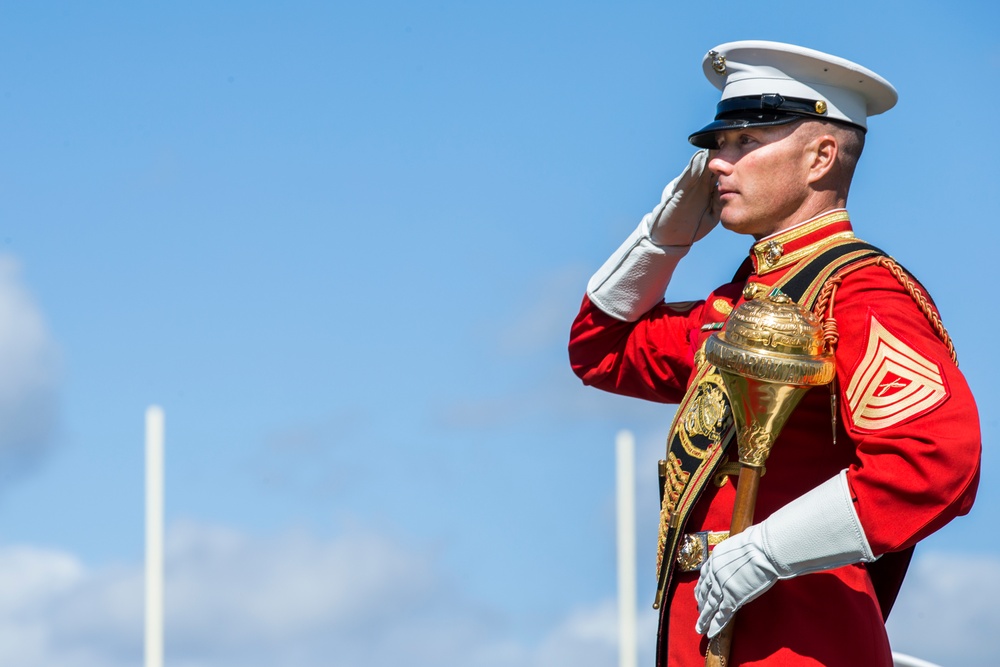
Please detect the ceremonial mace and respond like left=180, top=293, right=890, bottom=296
left=702, top=293, right=835, bottom=667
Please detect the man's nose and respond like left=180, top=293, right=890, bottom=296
left=708, top=154, right=732, bottom=176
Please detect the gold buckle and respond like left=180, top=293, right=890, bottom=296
left=676, top=531, right=730, bottom=572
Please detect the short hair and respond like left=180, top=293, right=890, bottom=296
left=830, top=122, right=866, bottom=184
left=802, top=119, right=866, bottom=194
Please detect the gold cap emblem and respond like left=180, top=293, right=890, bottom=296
left=709, top=50, right=727, bottom=75
left=815, top=100, right=828, bottom=114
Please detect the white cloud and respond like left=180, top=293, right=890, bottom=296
left=0, top=255, right=60, bottom=484
left=887, top=550, right=1000, bottom=665
left=23, top=494, right=984, bottom=667
left=0, top=520, right=663, bottom=667
left=161, top=520, right=434, bottom=653
left=0, top=545, right=91, bottom=665
left=532, top=598, right=660, bottom=667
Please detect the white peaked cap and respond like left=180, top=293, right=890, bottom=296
left=688, top=40, right=898, bottom=149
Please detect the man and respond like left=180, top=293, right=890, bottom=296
left=569, top=41, right=980, bottom=666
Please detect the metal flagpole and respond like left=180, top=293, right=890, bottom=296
left=616, top=430, right=638, bottom=667
left=145, top=406, right=165, bottom=667
left=891, top=653, right=943, bottom=667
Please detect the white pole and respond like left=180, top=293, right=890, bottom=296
left=891, top=653, right=943, bottom=667
left=145, top=406, right=164, bottom=667
left=616, top=430, right=638, bottom=667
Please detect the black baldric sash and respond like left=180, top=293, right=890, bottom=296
left=652, top=239, right=887, bottom=643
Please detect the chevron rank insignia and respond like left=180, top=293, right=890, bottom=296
left=846, top=315, right=949, bottom=431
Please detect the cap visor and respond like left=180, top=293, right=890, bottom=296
left=688, top=115, right=800, bottom=149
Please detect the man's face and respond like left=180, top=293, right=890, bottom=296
left=708, top=121, right=816, bottom=239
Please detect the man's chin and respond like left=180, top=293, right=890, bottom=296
left=719, top=216, right=750, bottom=234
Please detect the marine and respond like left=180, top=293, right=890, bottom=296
left=569, top=41, right=981, bottom=666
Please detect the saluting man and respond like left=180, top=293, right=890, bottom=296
left=569, top=41, right=981, bottom=666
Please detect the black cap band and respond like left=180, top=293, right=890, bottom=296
left=716, top=94, right=824, bottom=118
left=688, top=94, right=865, bottom=149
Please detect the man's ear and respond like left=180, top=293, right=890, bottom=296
left=807, top=134, right=839, bottom=184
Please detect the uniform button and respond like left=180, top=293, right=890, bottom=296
left=763, top=240, right=784, bottom=267
left=743, top=282, right=766, bottom=300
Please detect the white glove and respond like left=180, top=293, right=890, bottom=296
left=694, top=470, right=876, bottom=638
left=587, top=150, right=719, bottom=322
left=645, top=149, right=720, bottom=247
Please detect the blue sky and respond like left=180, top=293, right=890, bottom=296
left=0, top=1, right=997, bottom=665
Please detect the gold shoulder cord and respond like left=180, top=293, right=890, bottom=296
left=808, top=256, right=957, bottom=446
left=811, top=256, right=957, bottom=364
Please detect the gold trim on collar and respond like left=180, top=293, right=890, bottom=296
left=752, top=211, right=853, bottom=274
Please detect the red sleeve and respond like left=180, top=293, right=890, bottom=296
left=568, top=294, right=705, bottom=404
left=833, top=265, right=981, bottom=554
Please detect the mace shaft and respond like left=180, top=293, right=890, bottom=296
left=705, top=464, right=764, bottom=667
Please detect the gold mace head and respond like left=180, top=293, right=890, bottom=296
left=704, top=292, right=836, bottom=467
left=705, top=292, right=835, bottom=386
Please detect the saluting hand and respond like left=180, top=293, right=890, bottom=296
left=645, top=149, right=721, bottom=248
left=585, top=149, right=722, bottom=321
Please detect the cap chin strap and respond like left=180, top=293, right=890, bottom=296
left=717, top=94, right=825, bottom=117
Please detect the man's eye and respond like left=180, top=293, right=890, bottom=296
left=739, top=135, right=755, bottom=145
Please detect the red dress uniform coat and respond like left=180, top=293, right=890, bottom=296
left=569, top=211, right=981, bottom=666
